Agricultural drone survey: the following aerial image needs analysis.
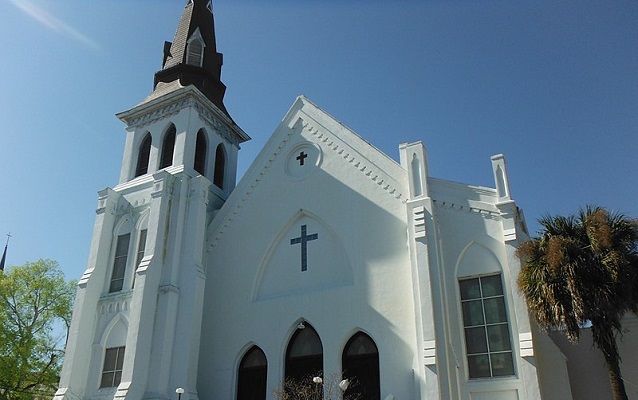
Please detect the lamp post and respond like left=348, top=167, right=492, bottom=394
left=175, top=387, right=184, bottom=400
left=312, top=377, right=322, bottom=400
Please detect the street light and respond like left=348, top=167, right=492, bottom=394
left=175, top=387, right=184, bottom=400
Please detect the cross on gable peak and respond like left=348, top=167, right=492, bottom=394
left=296, top=151, right=308, bottom=166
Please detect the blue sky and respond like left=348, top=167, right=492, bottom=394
left=1, top=0, right=636, bottom=282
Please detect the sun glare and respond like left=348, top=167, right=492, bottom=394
left=9, top=0, right=101, bottom=51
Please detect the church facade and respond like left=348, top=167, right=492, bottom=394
left=55, top=2, right=635, bottom=400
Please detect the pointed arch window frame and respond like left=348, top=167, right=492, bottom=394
left=237, top=345, right=268, bottom=400
left=134, top=133, right=152, bottom=178
left=186, top=28, right=206, bottom=68
left=159, top=124, right=177, bottom=170
left=194, top=129, right=208, bottom=177
left=108, top=233, right=131, bottom=293
left=285, top=322, right=323, bottom=384
left=213, top=142, right=226, bottom=189
left=342, top=332, right=381, bottom=400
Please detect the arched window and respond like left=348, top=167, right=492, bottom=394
left=159, top=125, right=176, bottom=169
left=213, top=143, right=225, bottom=188
left=459, top=274, right=514, bottom=379
left=109, top=233, right=131, bottom=293
left=134, top=133, right=152, bottom=177
left=99, top=318, right=127, bottom=388
left=342, top=332, right=380, bottom=400
left=237, top=346, right=267, bottom=400
left=186, top=38, right=204, bottom=67
left=194, top=129, right=208, bottom=176
left=285, top=323, right=323, bottom=384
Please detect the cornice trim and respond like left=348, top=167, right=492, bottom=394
left=116, top=86, right=249, bottom=146
left=301, top=119, right=407, bottom=204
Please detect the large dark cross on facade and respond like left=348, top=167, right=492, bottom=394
left=290, top=225, right=318, bottom=272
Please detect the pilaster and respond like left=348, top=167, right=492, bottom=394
left=400, top=142, right=445, bottom=399
left=118, top=170, right=175, bottom=400
left=170, top=175, right=210, bottom=400
left=56, top=187, right=121, bottom=400
left=490, top=154, right=545, bottom=400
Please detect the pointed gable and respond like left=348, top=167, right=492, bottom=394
left=208, top=95, right=408, bottom=247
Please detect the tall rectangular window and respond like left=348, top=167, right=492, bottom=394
left=100, top=346, right=125, bottom=388
left=131, top=230, right=147, bottom=289
left=459, top=274, right=514, bottom=379
left=109, top=234, right=130, bottom=293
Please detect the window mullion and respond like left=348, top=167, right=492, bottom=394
left=478, top=277, right=494, bottom=377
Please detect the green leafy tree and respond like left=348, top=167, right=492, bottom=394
left=0, top=259, right=76, bottom=400
left=517, top=206, right=638, bottom=400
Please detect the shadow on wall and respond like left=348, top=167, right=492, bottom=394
left=549, top=317, right=638, bottom=400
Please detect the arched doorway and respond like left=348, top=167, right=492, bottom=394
left=237, top=346, right=267, bottom=400
left=285, top=323, right=323, bottom=384
left=342, top=332, right=380, bottom=400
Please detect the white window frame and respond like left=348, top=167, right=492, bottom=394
left=459, top=274, right=515, bottom=379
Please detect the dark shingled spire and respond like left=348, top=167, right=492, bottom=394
left=154, top=0, right=230, bottom=117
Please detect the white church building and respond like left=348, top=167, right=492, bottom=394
left=55, top=2, right=638, bottom=400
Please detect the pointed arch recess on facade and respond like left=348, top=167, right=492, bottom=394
left=195, top=129, right=208, bottom=176
left=251, top=209, right=353, bottom=301
left=285, top=322, right=323, bottom=384
left=135, top=133, right=152, bottom=177
left=342, top=331, right=381, bottom=400
left=455, top=241, right=503, bottom=279
left=213, top=142, right=225, bottom=188
left=160, top=124, right=177, bottom=170
left=237, top=345, right=267, bottom=400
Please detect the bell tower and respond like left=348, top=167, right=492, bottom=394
left=55, top=2, right=249, bottom=400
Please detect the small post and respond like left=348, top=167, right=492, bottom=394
left=176, top=387, right=184, bottom=400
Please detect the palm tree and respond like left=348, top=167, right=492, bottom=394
left=517, top=206, right=638, bottom=400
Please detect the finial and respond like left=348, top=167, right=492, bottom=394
left=0, top=232, right=10, bottom=271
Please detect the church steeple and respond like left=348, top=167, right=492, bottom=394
left=153, top=0, right=229, bottom=117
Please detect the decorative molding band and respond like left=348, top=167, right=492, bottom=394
left=303, top=120, right=406, bottom=204
left=113, top=174, right=154, bottom=193
left=519, top=332, right=534, bottom=357
left=193, top=101, right=241, bottom=147
left=53, top=388, right=69, bottom=400
left=136, top=256, right=152, bottom=275
left=123, top=97, right=191, bottom=130
left=78, top=268, right=93, bottom=287
left=424, top=340, right=436, bottom=365
left=98, top=296, right=131, bottom=316
left=433, top=199, right=500, bottom=219
left=413, top=206, right=427, bottom=238
left=114, top=381, right=131, bottom=400
left=122, top=92, right=243, bottom=148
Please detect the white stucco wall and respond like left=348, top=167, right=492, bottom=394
left=199, top=99, right=417, bottom=399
